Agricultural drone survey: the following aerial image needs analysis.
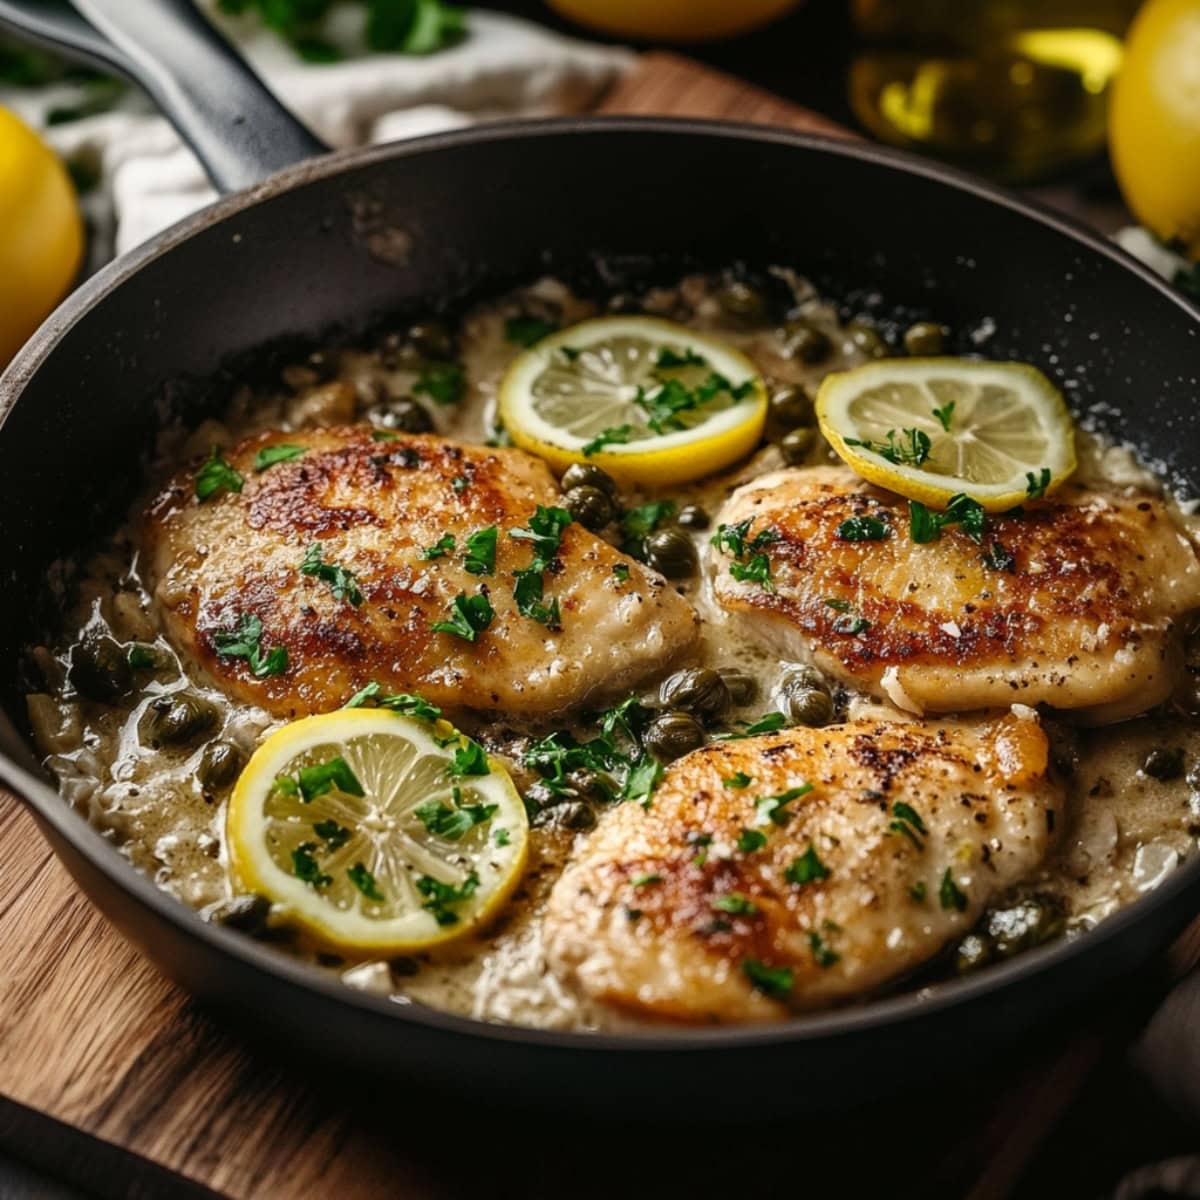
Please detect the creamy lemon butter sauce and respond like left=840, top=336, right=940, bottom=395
left=24, top=275, right=1200, bottom=1031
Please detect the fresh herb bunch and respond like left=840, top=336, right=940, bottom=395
left=216, top=0, right=466, bottom=63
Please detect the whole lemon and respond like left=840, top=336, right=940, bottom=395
left=1110, top=0, right=1200, bottom=258
left=0, top=106, right=83, bottom=368
left=546, top=0, right=801, bottom=42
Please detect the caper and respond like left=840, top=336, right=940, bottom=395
left=779, top=667, right=833, bottom=727
left=780, top=427, right=816, bottom=465
left=554, top=800, right=597, bottom=832
left=564, top=485, right=615, bottom=531
left=716, top=281, right=767, bottom=324
left=659, top=667, right=731, bottom=722
left=780, top=320, right=832, bottom=365
left=984, top=895, right=1065, bottom=958
left=903, top=321, right=948, bottom=357
left=69, top=634, right=132, bottom=701
left=363, top=396, right=434, bottom=433
left=846, top=319, right=888, bottom=359
left=768, top=385, right=814, bottom=430
left=955, top=932, right=993, bottom=974
left=525, top=780, right=566, bottom=820
left=561, top=462, right=619, bottom=499
left=566, top=769, right=617, bottom=804
left=1143, top=747, right=1185, bottom=781
left=644, top=527, right=698, bottom=579
left=207, top=893, right=271, bottom=934
left=198, top=739, right=244, bottom=791
left=718, top=667, right=759, bottom=705
left=141, top=691, right=218, bottom=749
left=676, top=505, right=710, bottom=531
left=407, top=319, right=455, bottom=361
left=644, top=711, right=705, bottom=762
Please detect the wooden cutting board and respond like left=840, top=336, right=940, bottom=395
left=0, top=53, right=1192, bottom=1200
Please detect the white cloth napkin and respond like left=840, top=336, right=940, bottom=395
left=1, top=4, right=633, bottom=259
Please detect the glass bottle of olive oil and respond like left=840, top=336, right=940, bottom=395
left=849, top=0, right=1142, bottom=181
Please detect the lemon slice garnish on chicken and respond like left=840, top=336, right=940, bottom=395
left=226, top=708, right=527, bottom=954
left=498, top=316, right=767, bottom=485
left=816, top=358, right=1076, bottom=512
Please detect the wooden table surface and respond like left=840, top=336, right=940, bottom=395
left=1, top=52, right=1193, bottom=1200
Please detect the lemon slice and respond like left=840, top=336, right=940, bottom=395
left=227, top=709, right=527, bottom=954
left=498, top=316, right=767, bottom=485
left=816, top=358, right=1076, bottom=511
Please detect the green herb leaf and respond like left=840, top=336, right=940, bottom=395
left=939, top=868, right=968, bottom=912
left=655, top=347, right=707, bottom=369
left=785, top=844, right=830, bottom=885
left=1025, top=468, right=1051, bottom=500
left=736, top=828, right=767, bottom=853
left=509, top=505, right=573, bottom=561
left=909, top=880, right=927, bottom=902
left=621, top=500, right=676, bottom=560
left=753, top=783, right=814, bottom=828
left=298, top=756, right=365, bottom=803
left=720, top=711, right=788, bottom=740
left=254, top=444, right=305, bottom=472
left=196, top=447, right=244, bottom=500
left=944, top=493, right=986, bottom=543
left=505, top=315, right=558, bottom=347
left=712, top=892, right=758, bottom=914
left=419, top=533, right=456, bottom=560
left=612, top=563, right=630, bottom=583
left=463, top=526, right=497, bottom=576
left=622, top=755, right=664, bottom=806
left=982, top=540, right=1016, bottom=572
left=416, top=871, right=479, bottom=925
left=414, top=362, right=464, bottom=406
left=431, top=590, right=495, bottom=641
left=845, top=427, right=931, bottom=467
left=415, top=794, right=497, bottom=840
left=742, top=958, right=793, bottom=1000
left=824, top=597, right=852, bottom=612
left=723, top=771, right=753, bottom=789
left=446, top=738, right=490, bottom=777
left=451, top=474, right=470, bottom=493
left=909, top=500, right=941, bottom=544
left=343, top=682, right=441, bottom=721
left=300, top=543, right=364, bottom=606
left=291, top=843, right=331, bottom=888
left=837, top=515, right=890, bottom=542
left=631, top=873, right=662, bottom=889
left=512, top=564, right=562, bottom=630
left=213, top=612, right=288, bottom=678
left=931, top=402, right=955, bottom=431
left=366, top=0, right=466, bottom=54
left=127, top=644, right=159, bottom=670
left=313, top=818, right=351, bottom=849
left=494, top=827, right=511, bottom=847
left=889, top=801, right=928, bottom=849
left=582, top=425, right=633, bottom=456
left=347, top=862, right=385, bottom=902
left=832, top=614, right=871, bottom=635
left=809, top=929, right=840, bottom=968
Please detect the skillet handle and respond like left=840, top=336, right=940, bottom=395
left=1, top=0, right=329, bottom=192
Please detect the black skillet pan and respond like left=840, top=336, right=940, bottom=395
left=2, top=0, right=1199, bottom=1112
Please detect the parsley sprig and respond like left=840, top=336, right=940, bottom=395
left=846, top=427, right=931, bottom=466
left=431, top=590, right=495, bottom=642
left=196, top=447, right=244, bottom=500
left=213, top=612, right=288, bottom=677
left=301, top=543, right=364, bottom=605
left=509, top=506, right=572, bottom=630
left=711, top=518, right=780, bottom=592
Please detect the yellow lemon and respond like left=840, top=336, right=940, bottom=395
left=545, top=0, right=801, bottom=41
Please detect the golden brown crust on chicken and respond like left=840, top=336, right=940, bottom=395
left=710, top=466, right=1200, bottom=722
left=143, top=427, right=697, bottom=718
left=544, top=713, right=1060, bottom=1022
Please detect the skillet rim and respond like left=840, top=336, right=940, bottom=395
left=2, top=114, right=1199, bottom=1053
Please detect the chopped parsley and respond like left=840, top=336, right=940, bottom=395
left=213, top=612, right=288, bottom=678
left=719, top=711, right=788, bottom=740
left=430, top=589, right=495, bottom=641
left=742, top=959, right=793, bottom=1000
left=836, top=514, right=890, bottom=542
left=635, top=372, right=754, bottom=435
left=736, top=828, right=767, bottom=853
left=846, top=427, right=931, bottom=467
left=300, top=544, right=364, bottom=606
left=446, top=738, right=490, bottom=777
left=313, top=818, right=351, bottom=849
left=982, top=540, right=1016, bottom=572
left=510, top=507, right=572, bottom=630
left=414, top=362, right=464, bottom=406
left=510, top=505, right=573, bottom=560
left=713, top=893, right=758, bottom=914
left=582, top=425, right=633, bottom=456
left=824, top=597, right=852, bottom=612
left=832, top=614, right=871, bottom=636
left=195, top=447, right=244, bottom=500
left=371, top=429, right=400, bottom=442
left=622, top=755, right=664, bottom=806
left=253, top=443, right=304, bottom=472
left=621, top=500, right=676, bottom=560
left=711, top=518, right=780, bottom=592
left=809, top=930, right=840, bottom=968
left=655, top=347, right=706, bottom=369
left=931, top=401, right=955, bottom=431
left=688, top=831, right=713, bottom=865
left=463, top=526, right=497, bottom=576
left=347, top=862, right=385, bottom=902
left=785, top=845, right=830, bottom=885
left=1025, top=468, right=1051, bottom=500
left=612, top=563, right=630, bottom=583
left=631, top=873, right=662, bottom=889
left=343, top=682, right=441, bottom=721
left=909, top=880, right=927, bottom=903
left=127, top=644, right=159, bottom=670
left=494, top=827, right=511, bottom=847
left=908, top=493, right=986, bottom=545
left=419, top=533, right=456, bottom=560
left=451, top=474, right=470, bottom=493
left=723, top=771, right=753, bottom=789
left=939, top=868, right=968, bottom=912
left=291, top=843, right=331, bottom=888
left=754, top=783, right=814, bottom=828
left=416, top=872, right=480, bottom=925
left=889, top=801, right=928, bottom=849
left=297, top=756, right=364, bottom=802
left=415, top=790, right=497, bottom=840
left=504, top=315, right=559, bottom=347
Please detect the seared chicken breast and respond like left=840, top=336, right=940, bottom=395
left=711, top=466, right=1200, bottom=722
left=144, top=427, right=697, bottom=717
left=544, top=712, right=1060, bottom=1022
